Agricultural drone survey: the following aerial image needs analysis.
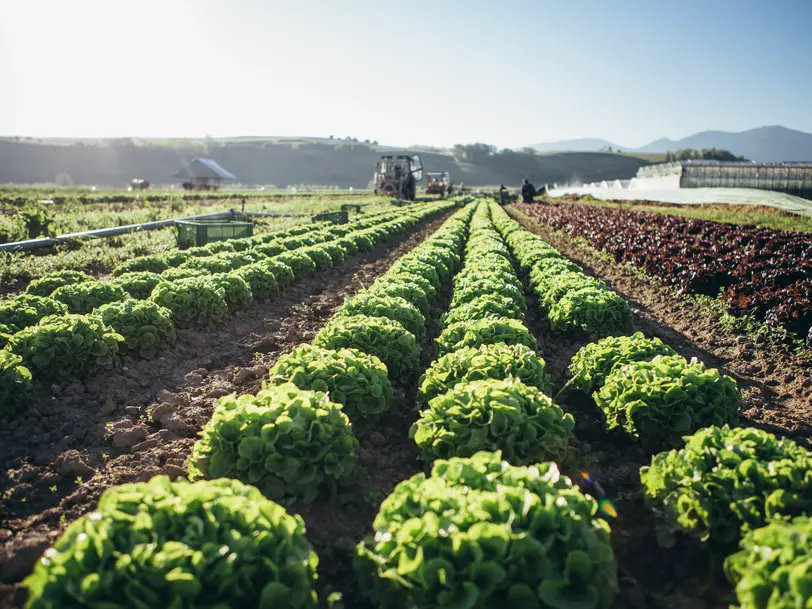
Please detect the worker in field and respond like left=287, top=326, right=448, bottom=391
left=499, top=184, right=509, bottom=205
left=405, top=171, right=416, bottom=200
left=521, top=178, right=538, bottom=203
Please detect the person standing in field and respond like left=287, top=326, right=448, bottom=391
left=521, top=178, right=538, bottom=203
left=499, top=184, right=509, bottom=205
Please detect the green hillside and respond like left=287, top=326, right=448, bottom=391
left=0, top=136, right=652, bottom=188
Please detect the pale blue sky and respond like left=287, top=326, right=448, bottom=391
left=1, top=0, right=809, bottom=149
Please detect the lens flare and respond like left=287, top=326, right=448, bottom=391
left=580, top=471, right=617, bottom=519
left=598, top=498, right=618, bottom=519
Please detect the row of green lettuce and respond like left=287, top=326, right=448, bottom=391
left=406, top=199, right=811, bottom=608
left=412, top=201, right=576, bottom=468
left=22, top=202, right=619, bottom=609
left=22, top=202, right=481, bottom=608
left=0, top=202, right=452, bottom=421
left=492, top=204, right=633, bottom=335
left=188, top=203, right=476, bottom=503
left=566, top=331, right=810, bottom=607
left=494, top=201, right=810, bottom=608
left=24, top=453, right=623, bottom=609
left=23, top=199, right=808, bottom=609
left=0, top=207, right=417, bottom=346
left=373, top=200, right=619, bottom=609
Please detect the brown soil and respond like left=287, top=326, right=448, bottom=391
left=0, top=213, right=449, bottom=608
left=293, top=276, right=451, bottom=607
left=510, top=206, right=812, bottom=609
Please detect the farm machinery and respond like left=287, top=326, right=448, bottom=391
left=373, top=155, right=423, bottom=201
left=425, top=171, right=453, bottom=196
left=129, top=178, right=150, bottom=191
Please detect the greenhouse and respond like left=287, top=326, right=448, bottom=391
left=636, top=161, right=812, bottom=199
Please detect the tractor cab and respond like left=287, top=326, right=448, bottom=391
left=373, top=154, right=423, bottom=200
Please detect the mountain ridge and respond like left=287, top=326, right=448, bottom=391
left=530, top=126, right=812, bottom=162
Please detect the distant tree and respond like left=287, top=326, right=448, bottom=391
left=372, top=140, right=379, bottom=145
left=520, top=147, right=537, bottom=155
left=452, top=144, right=468, bottom=162
left=666, top=147, right=746, bottom=162
left=329, top=135, right=334, bottom=139
left=451, top=143, right=497, bottom=163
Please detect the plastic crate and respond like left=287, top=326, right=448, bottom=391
left=311, top=211, right=349, bottom=224
left=175, top=220, right=253, bottom=248
left=340, top=204, right=362, bottom=213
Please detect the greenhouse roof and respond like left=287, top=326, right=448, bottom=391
left=678, top=160, right=812, bottom=168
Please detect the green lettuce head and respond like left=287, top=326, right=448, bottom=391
left=190, top=383, right=358, bottom=503
left=355, top=451, right=617, bottom=609
left=419, top=342, right=550, bottom=402
left=436, top=317, right=536, bottom=355
left=92, top=299, right=177, bottom=359
left=724, top=516, right=812, bottom=609
left=338, top=293, right=426, bottom=342
left=51, top=281, right=127, bottom=314
left=0, top=350, right=33, bottom=421
left=8, top=314, right=123, bottom=379
left=0, top=294, right=68, bottom=330
left=24, top=476, right=320, bottom=608
left=149, top=277, right=228, bottom=327
left=568, top=332, right=677, bottom=393
left=25, top=270, right=94, bottom=297
left=209, top=273, right=254, bottom=309
left=641, top=425, right=812, bottom=543
left=410, top=377, right=573, bottom=463
left=112, top=271, right=163, bottom=300
left=596, top=355, right=739, bottom=449
left=267, top=344, right=392, bottom=424
left=314, top=315, right=420, bottom=380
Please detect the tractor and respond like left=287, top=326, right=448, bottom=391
left=129, top=178, right=150, bottom=191
left=373, top=155, right=423, bottom=201
left=425, top=171, right=453, bottom=196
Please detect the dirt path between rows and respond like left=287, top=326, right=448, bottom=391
left=510, top=206, right=812, bottom=609
left=0, top=213, right=450, bottom=608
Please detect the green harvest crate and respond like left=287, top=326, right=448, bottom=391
left=311, top=211, right=349, bottom=224
left=175, top=219, right=254, bottom=248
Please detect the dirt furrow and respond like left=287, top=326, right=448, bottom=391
left=0, top=214, right=449, bottom=606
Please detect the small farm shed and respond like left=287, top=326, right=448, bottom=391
left=174, top=158, right=237, bottom=191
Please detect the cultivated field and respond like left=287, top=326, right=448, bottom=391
left=1, top=194, right=810, bottom=609
left=0, top=192, right=385, bottom=293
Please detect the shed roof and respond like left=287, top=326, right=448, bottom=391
left=173, top=158, right=237, bottom=180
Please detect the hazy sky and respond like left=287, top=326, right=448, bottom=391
left=1, top=0, right=810, bottom=149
